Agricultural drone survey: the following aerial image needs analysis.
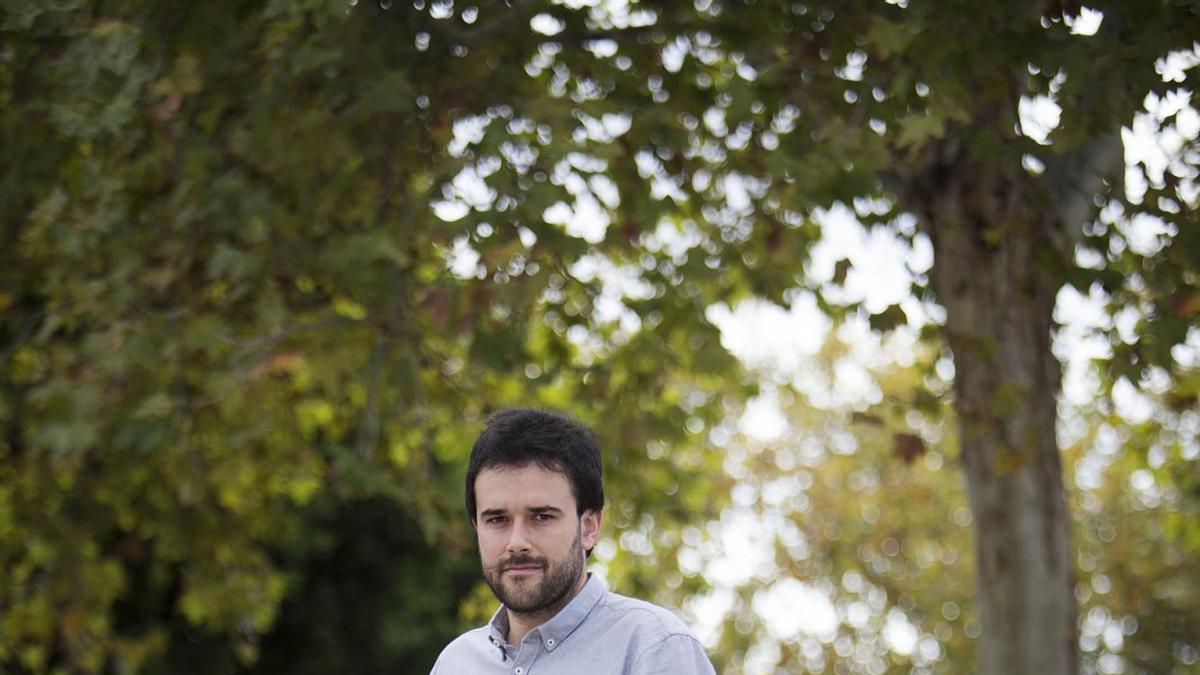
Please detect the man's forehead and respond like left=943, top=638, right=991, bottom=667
left=474, top=463, right=576, bottom=505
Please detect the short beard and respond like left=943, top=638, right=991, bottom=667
left=482, top=526, right=585, bottom=618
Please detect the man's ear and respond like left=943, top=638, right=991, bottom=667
left=580, top=508, right=602, bottom=551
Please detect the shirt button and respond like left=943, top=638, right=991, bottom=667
left=547, top=639, right=556, bottom=647
left=515, top=669, right=524, bottom=675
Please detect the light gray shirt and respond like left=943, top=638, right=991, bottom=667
left=430, top=574, right=716, bottom=675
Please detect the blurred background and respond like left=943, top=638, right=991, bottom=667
left=1, top=1, right=1197, bottom=674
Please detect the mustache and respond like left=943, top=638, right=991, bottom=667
left=499, top=555, right=547, bottom=571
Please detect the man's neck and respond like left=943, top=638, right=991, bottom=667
left=505, top=572, right=589, bottom=646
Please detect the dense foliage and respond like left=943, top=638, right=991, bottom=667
left=1, top=2, right=744, bottom=671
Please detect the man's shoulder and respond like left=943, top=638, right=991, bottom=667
left=595, top=589, right=696, bottom=637
left=589, top=589, right=715, bottom=673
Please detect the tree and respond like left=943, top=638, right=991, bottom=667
left=618, top=2, right=1198, bottom=671
left=2, top=1, right=1196, bottom=674
left=1, top=2, right=742, bottom=672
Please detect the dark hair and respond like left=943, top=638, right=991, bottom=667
left=465, top=407, right=604, bottom=523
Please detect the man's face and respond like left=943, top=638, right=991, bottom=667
left=473, top=463, right=601, bottom=615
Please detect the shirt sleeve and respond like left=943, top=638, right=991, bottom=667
left=631, top=633, right=718, bottom=674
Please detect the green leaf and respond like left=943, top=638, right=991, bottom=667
left=869, top=304, right=908, bottom=333
left=832, top=258, right=852, bottom=286
left=896, top=112, right=946, bottom=148
left=867, top=16, right=924, bottom=59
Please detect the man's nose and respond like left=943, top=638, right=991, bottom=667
left=506, top=521, right=532, bottom=553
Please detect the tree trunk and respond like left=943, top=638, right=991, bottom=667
left=906, top=148, right=1079, bottom=674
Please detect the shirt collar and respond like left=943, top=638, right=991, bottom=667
left=486, top=573, right=607, bottom=654
left=537, top=573, right=606, bottom=651
left=485, top=610, right=513, bottom=662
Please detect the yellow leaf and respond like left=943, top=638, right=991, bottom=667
left=332, top=296, right=367, bottom=320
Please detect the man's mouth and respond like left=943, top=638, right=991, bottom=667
left=503, top=564, right=544, bottom=574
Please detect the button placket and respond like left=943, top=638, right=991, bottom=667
left=512, top=637, right=539, bottom=675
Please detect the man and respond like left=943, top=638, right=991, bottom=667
left=430, top=407, right=717, bottom=675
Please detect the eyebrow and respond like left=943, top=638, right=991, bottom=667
left=478, top=506, right=564, bottom=519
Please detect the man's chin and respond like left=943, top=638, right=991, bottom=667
left=502, top=594, right=549, bottom=614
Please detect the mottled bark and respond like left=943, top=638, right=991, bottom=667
left=901, top=143, right=1082, bottom=675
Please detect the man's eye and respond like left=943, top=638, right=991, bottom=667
left=487, top=517, right=507, bottom=525
left=534, top=513, right=553, bottom=521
